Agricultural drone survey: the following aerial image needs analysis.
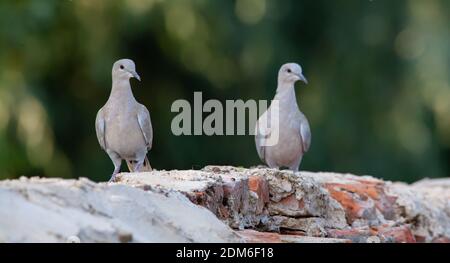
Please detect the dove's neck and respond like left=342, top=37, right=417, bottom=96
left=109, top=79, right=137, bottom=103
left=274, top=83, right=299, bottom=109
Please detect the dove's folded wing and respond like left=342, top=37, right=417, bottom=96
left=137, top=104, right=153, bottom=150
left=299, top=117, right=311, bottom=153
left=255, top=112, right=272, bottom=162
left=95, top=107, right=106, bottom=150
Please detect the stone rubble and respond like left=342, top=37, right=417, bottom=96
left=1, top=166, right=449, bottom=243
left=117, top=166, right=450, bottom=243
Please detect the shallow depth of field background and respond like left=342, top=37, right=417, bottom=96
left=0, top=0, right=449, bottom=182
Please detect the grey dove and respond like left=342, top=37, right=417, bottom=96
left=255, top=63, right=311, bottom=172
left=95, top=59, right=153, bottom=182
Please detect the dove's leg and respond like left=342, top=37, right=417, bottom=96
left=133, top=153, right=147, bottom=172
left=143, top=156, right=152, bottom=171
left=289, top=156, right=303, bottom=172
left=265, top=157, right=280, bottom=170
left=106, top=149, right=122, bottom=182
left=134, top=160, right=144, bottom=172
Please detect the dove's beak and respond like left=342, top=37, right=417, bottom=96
left=298, top=73, right=308, bottom=85
left=131, top=71, right=141, bottom=81
left=126, top=69, right=141, bottom=81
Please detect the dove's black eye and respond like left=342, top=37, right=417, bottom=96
left=287, top=69, right=291, bottom=73
left=120, top=65, right=124, bottom=70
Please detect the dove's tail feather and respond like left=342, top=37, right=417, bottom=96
left=126, top=156, right=152, bottom=172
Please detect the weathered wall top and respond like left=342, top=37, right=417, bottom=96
left=1, top=166, right=449, bottom=243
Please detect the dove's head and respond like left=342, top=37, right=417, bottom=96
left=278, top=63, right=308, bottom=86
left=112, top=59, right=141, bottom=82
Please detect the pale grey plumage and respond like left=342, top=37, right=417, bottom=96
left=255, top=63, right=311, bottom=172
left=95, top=59, right=153, bottom=182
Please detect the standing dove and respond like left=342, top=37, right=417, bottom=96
left=255, top=63, right=311, bottom=172
left=95, top=59, right=153, bottom=182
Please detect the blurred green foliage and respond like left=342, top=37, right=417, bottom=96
left=0, top=0, right=449, bottom=182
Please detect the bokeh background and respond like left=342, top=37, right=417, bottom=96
left=0, top=0, right=449, bottom=182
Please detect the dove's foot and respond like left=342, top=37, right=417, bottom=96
left=108, top=174, right=117, bottom=183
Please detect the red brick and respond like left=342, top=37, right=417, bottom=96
left=248, top=176, right=269, bottom=203
left=237, top=230, right=282, bottom=243
left=377, top=225, right=416, bottom=243
left=432, top=237, right=450, bottom=243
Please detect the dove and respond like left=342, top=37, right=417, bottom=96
left=95, top=59, right=153, bottom=182
left=255, top=63, right=311, bottom=172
